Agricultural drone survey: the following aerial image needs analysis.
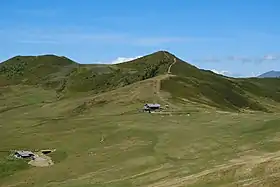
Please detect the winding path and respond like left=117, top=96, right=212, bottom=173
left=167, top=57, right=176, bottom=74
left=152, top=53, right=179, bottom=109
left=163, top=51, right=176, bottom=74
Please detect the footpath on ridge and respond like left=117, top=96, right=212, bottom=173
left=153, top=52, right=179, bottom=110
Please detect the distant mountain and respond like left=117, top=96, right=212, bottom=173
left=258, top=71, right=280, bottom=78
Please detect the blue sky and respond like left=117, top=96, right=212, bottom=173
left=1, top=0, right=279, bottom=77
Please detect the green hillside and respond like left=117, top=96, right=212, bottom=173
left=159, top=56, right=280, bottom=112
left=1, top=51, right=280, bottom=187
left=0, top=51, right=173, bottom=95
left=1, top=51, right=280, bottom=112
left=0, top=55, right=77, bottom=86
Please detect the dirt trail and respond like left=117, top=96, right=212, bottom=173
left=153, top=75, right=179, bottom=110
left=167, top=58, right=176, bottom=74
left=151, top=53, right=179, bottom=109
left=105, top=164, right=172, bottom=184
left=145, top=150, right=280, bottom=187
left=163, top=51, right=176, bottom=74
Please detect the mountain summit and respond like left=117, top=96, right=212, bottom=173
left=1, top=51, right=280, bottom=112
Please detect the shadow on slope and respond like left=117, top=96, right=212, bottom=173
left=161, top=59, right=280, bottom=112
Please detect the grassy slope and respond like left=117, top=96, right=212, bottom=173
left=1, top=51, right=280, bottom=186
left=1, top=85, right=280, bottom=187
left=161, top=58, right=280, bottom=112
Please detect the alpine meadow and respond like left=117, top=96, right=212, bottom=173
left=1, top=50, right=280, bottom=187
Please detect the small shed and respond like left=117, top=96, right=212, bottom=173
left=143, top=103, right=161, bottom=112
left=14, top=151, right=35, bottom=158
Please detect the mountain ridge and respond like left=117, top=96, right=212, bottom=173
left=1, top=51, right=280, bottom=112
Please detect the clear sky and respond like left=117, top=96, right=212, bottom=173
left=1, top=0, right=279, bottom=77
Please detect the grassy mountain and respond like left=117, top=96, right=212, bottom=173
left=0, top=55, right=77, bottom=87
left=2, top=51, right=280, bottom=187
left=258, top=70, right=280, bottom=78
left=0, top=51, right=173, bottom=95
left=1, top=51, right=280, bottom=112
